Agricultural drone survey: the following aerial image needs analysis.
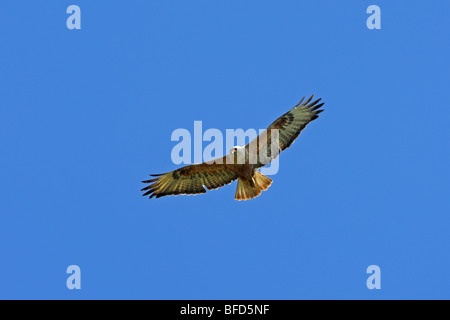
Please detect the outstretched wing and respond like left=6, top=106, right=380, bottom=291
left=246, top=94, right=324, bottom=168
left=141, top=160, right=239, bottom=199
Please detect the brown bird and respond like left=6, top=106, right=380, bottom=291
left=142, top=95, right=324, bottom=200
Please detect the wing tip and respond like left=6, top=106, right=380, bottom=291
left=150, top=173, right=164, bottom=177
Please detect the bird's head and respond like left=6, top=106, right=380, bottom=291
left=230, top=146, right=248, bottom=164
left=230, top=146, right=245, bottom=154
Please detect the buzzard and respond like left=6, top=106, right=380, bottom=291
left=142, top=95, right=324, bottom=200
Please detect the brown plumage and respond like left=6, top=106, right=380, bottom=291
left=141, top=94, right=324, bottom=200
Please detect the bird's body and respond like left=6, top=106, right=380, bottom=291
left=142, top=94, right=324, bottom=200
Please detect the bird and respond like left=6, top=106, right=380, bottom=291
left=141, top=94, right=324, bottom=200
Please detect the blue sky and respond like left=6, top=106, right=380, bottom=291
left=1, top=1, right=449, bottom=299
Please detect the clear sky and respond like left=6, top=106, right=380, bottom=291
left=1, top=1, right=449, bottom=299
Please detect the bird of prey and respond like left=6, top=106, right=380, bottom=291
left=142, top=95, right=324, bottom=200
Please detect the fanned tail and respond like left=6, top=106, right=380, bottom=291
left=235, top=171, right=273, bottom=201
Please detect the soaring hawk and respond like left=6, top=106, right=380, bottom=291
left=142, top=95, right=324, bottom=200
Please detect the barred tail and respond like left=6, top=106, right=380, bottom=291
left=235, top=171, right=273, bottom=201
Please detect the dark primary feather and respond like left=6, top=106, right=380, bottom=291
left=247, top=94, right=324, bottom=167
left=141, top=162, right=239, bottom=198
